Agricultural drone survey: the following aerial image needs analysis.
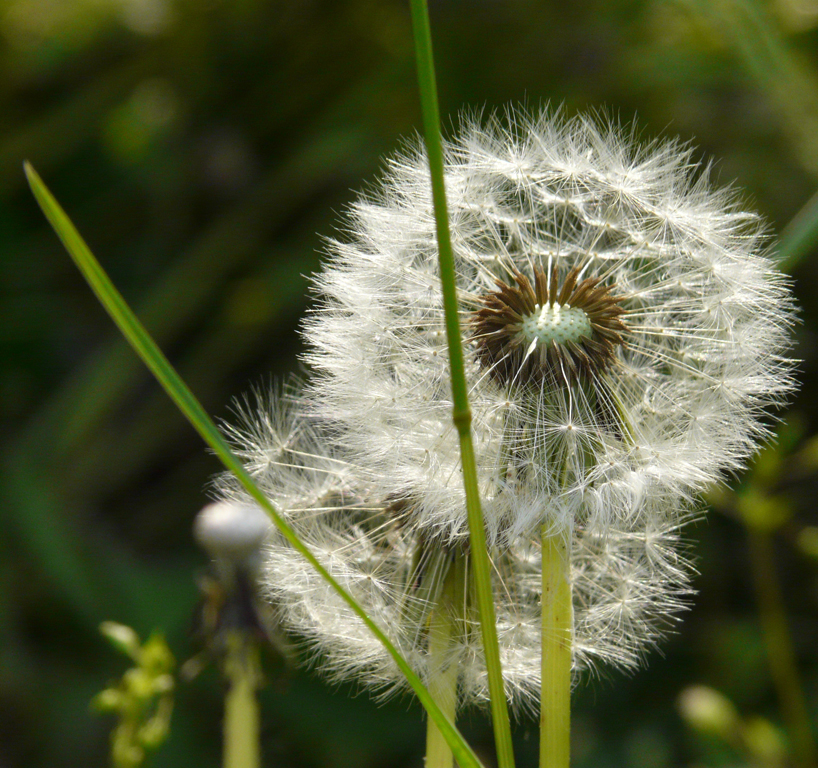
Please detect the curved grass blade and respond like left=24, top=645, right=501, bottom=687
left=24, top=160, right=485, bottom=768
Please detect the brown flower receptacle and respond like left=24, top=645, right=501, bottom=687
left=472, top=265, right=628, bottom=386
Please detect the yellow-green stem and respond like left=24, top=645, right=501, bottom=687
left=540, top=529, right=572, bottom=768
left=426, top=555, right=467, bottom=768
left=223, top=633, right=261, bottom=768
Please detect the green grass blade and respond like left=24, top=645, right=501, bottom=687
left=407, top=4, right=516, bottom=768
left=24, top=160, right=485, bottom=768
left=779, top=187, right=818, bottom=272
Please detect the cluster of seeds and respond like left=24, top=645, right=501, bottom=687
left=473, top=265, right=628, bottom=385
left=214, top=108, right=796, bottom=710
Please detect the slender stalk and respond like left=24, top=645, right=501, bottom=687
left=540, top=528, right=572, bottom=768
left=408, top=4, right=516, bottom=768
left=746, top=528, right=817, bottom=768
left=426, top=555, right=467, bottom=768
left=223, top=633, right=261, bottom=768
left=25, top=161, right=485, bottom=768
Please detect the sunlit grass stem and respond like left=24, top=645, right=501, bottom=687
left=408, top=4, right=516, bottom=768
left=540, top=529, right=572, bottom=768
left=24, top=161, right=485, bottom=768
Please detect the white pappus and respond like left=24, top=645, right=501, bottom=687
left=215, top=389, right=694, bottom=710
left=303, top=107, right=796, bottom=545
left=212, top=106, right=796, bottom=710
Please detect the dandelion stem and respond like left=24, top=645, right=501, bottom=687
left=408, top=3, right=515, bottom=768
left=540, top=528, right=572, bottom=768
left=426, top=555, right=467, bottom=768
left=223, top=632, right=261, bottom=768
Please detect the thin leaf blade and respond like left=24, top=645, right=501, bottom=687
left=24, top=160, right=485, bottom=768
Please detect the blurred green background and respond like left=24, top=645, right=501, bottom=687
left=3, top=0, right=818, bottom=766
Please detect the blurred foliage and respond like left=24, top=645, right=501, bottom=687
left=678, top=684, right=789, bottom=767
left=2, top=0, right=818, bottom=766
left=93, top=623, right=175, bottom=768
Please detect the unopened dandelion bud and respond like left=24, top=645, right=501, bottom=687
left=194, top=500, right=271, bottom=577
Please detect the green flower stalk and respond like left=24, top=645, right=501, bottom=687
left=194, top=501, right=273, bottom=768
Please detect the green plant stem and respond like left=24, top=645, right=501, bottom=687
left=223, top=633, right=261, bottom=768
left=426, top=555, right=466, bottom=768
left=408, top=4, right=515, bottom=768
left=24, top=161, right=485, bottom=768
left=746, top=528, right=817, bottom=768
left=540, top=529, right=572, bottom=768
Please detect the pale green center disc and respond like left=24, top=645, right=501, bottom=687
left=519, top=304, right=592, bottom=347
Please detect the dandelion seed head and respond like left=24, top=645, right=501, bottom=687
left=303, top=107, right=796, bottom=543
left=213, top=107, right=797, bottom=711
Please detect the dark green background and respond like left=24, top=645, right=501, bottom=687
left=2, top=1, right=818, bottom=766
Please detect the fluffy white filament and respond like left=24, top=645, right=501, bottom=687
left=213, top=108, right=796, bottom=710
left=216, top=392, right=693, bottom=710
left=303, top=108, right=796, bottom=544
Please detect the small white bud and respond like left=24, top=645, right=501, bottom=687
left=99, top=621, right=141, bottom=660
left=193, top=501, right=270, bottom=574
